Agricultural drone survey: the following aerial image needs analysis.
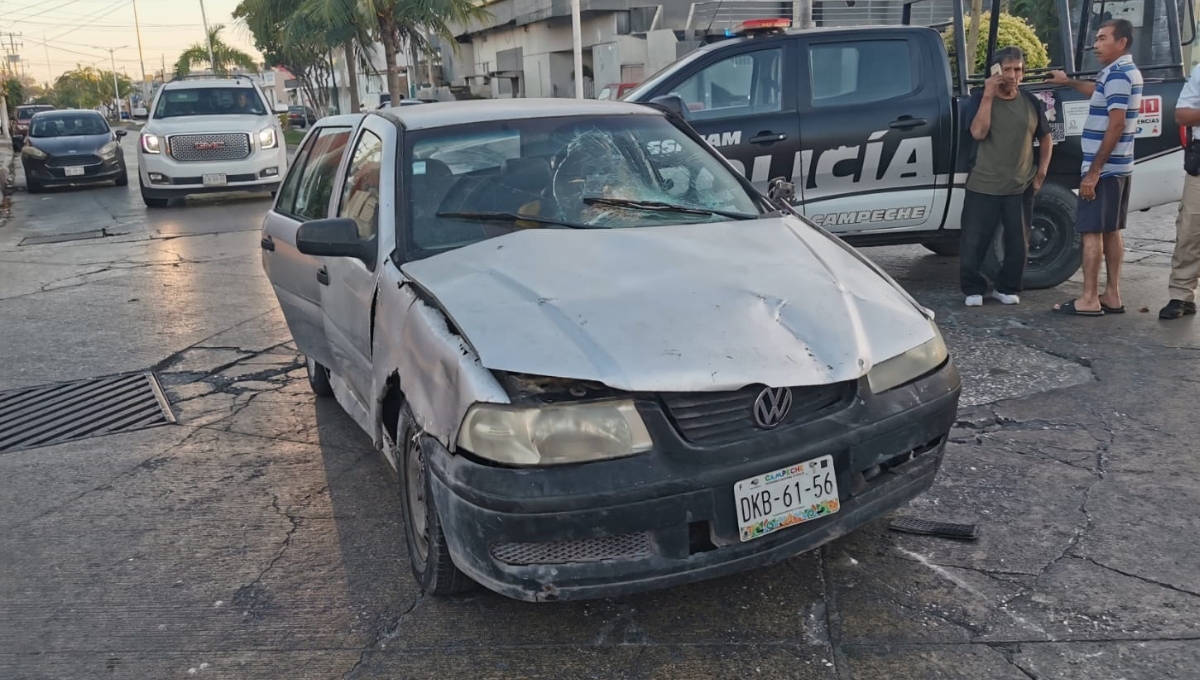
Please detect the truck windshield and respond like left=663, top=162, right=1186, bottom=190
left=154, top=87, right=267, bottom=118
left=406, top=115, right=764, bottom=253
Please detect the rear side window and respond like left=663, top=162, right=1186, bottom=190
left=338, top=131, right=384, bottom=240
left=276, top=126, right=353, bottom=220
left=808, top=40, right=915, bottom=108
left=670, top=48, right=783, bottom=120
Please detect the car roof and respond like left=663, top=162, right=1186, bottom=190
left=162, top=77, right=258, bottom=90
left=18, top=104, right=54, bottom=110
left=32, top=109, right=103, bottom=118
left=375, top=98, right=661, bottom=131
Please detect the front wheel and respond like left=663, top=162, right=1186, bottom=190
left=399, top=405, right=475, bottom=596
left=139, top=177, right=170, bottom=208
left=115, top=168, right=129, bottom=187
left=26, top=179, right=42, bottom=194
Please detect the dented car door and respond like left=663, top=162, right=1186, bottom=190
left=319, top=120, right=393, bottom=411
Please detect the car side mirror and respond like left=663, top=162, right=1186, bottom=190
left=647, top=94, right=687, bottom=119
left=115, top=129, right=128, bottom=139
left=297, top=218, right=377, bottom=265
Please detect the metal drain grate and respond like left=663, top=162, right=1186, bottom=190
left=0, top=372, right=177, bottom=454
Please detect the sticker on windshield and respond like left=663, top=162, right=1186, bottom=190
left=413, top=161, right=427, bottom=175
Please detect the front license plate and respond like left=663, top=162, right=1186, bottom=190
left=202, top=173, right=227, bottom=187
left=734, top=454, right=840, bottom=542
left=64, top=166, right=85, bottom=177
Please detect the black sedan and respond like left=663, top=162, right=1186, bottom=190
left=287, top=105, right=318, bottom=128
left=20, top=110, right=129, bottom=194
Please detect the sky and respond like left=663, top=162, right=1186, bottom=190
left=0, top=0, right=263, bottom=85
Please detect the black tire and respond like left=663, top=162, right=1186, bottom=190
left=398, top=405, right=475, bottom=596
left=26, top=179, right=42, bottom=194
left=922, top=239, right=960, bottom=256
left=982, top=182, right=1080, bottom=290
left=139, top=177, right=170, bottom=208
left=115, top=168, right=129, bottom=187
left=304, top=355, right=334, bottom=397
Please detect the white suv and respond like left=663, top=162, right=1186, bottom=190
left=137, top=76, right=288, bottom=207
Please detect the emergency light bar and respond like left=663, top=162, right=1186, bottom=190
left=726, top=18, right=792, bottom=37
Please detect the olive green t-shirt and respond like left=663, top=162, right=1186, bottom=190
left=966, top=93, right=1038, bottom=196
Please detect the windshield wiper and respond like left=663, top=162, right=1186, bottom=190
left=435, top=211, right=597, bottom=230
left=581, top=197, right=756, bottom=220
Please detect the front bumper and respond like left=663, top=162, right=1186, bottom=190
left=23, top=156, right=125, bottom=185
left=426, top=360, right=961, bottom=602
left=138, top=146, right=287, bottom=196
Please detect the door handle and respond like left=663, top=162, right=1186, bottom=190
left=316, top=266, right=329, bottom=286
left=889, top=116, right=927, bottom=130
left=260, top=236, right=275, bottom=251
left=749, top=132, right=788, bottom=145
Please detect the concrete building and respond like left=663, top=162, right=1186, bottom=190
left=430, top=0, right=957, bottom=99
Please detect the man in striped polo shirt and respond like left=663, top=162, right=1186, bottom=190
left=1049, top=19, right=1142, bottom=316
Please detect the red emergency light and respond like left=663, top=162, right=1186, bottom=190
left=735, top=18, right=793, bottom=34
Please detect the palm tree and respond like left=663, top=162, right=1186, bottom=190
left=175, top=24, right=261, bottom=77
left=307, top=0, right=489, bottom=105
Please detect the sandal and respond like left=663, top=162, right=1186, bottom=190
left=1100, top=303, right=1126, bottom=314
left=1054, top=300, right=1104, bottom=316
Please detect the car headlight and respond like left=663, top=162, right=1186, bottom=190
left=258, top=128, right=278, bottom=150
left=457, top=400, right=653, bottom=466
left=140, top=133, right=161, bottom=154
left=99, top=141, right=119, bottom=158
left=866, top=324, right=949, bottom=393
left=21, top=145, right=47, bottom=159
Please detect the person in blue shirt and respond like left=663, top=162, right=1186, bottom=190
left=1048, top=19, right=1143, bottom=316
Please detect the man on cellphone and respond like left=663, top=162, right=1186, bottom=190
left=960, top=46, right=1053, bottom=307
left=1048, top=19, right=1143, bottom=316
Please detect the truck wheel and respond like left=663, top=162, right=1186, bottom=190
left=399, top=405, right=475, bottom=596
left=304, top=356, right=333, bottom=397
left=922, top=239, right=960, bottom=256
left=139, top=177, right=170, bottom=208
left=983, top=182, right=1080, bottom=290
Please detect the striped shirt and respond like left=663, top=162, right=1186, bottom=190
left=1081, top=54, right=1143, bottom=177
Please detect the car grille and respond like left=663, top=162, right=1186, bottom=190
left=48, top=155, right=102, bottom=167
left=168, top=133, right=251, bottom=162
left=660, top=382, right=855, bottom=446
left=490, top=533, right=652, bottom=566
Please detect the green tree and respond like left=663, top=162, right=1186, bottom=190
left=49, top=66, right=133, bottom=109
left=175, top=24, right=261, bottom=76
left=3, top=77, right=24, bottom=118
left=944, top=12, right=1050, bottom=77
left=307, top=0, right=489, bottom=104
left=1009, top=0, right=1063, bottom=68
left=234, top=0, right=349, bottom=113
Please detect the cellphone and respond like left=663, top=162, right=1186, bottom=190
left=990, top=63, right=1003, bottom=77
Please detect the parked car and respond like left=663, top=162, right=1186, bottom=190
left=137, top=75, right=289, bottom=208
left=288, top=105, right=318, bottom=128
left=260, top=99, right=961, bottom=602
left=10, top=104, right=56, bottom=151
left=20, top=109, right=128, bottom=194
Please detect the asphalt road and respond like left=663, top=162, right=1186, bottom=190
left=1, top=145, right=1198, bottom=680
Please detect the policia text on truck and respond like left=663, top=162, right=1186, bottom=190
left=624, top=0, right=1196, bottom=290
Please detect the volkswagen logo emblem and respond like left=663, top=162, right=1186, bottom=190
left=753, top=387, right=793, bottom=429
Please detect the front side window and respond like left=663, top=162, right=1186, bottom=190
left=338, top=131, right=383, bottom=240
left=809, top=41, right=915, bottom=108
left=670, top=48, right=783, bottom=119
left=30, top=114, right=109, bottom=137
left=276, top=126, right=354, bottom=220
left=154, top=87, right=267, bottom=118
left=407, top=115, right=764, bottom=253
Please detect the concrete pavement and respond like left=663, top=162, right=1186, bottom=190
left=0, top=147, right=1197, bottom=679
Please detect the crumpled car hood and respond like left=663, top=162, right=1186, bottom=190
left=400, top=216, right=936, bottom=392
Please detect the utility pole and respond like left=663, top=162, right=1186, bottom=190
left=571, top=0, right=583, bottom=98
left=44, top=35, right=52, bottom=85
left=131, top=0, right=149, bottom=95
left=199, top=0, right=216, bottom=73
left=106, top=46, right=129, bottom=120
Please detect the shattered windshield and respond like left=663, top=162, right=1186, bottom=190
left=406, top=115, right=764, bottom=252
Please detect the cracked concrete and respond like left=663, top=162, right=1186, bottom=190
left=1, top=150, right=1198, bottom=679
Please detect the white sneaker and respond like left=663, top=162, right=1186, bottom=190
left=965, top=295, right=983, bottom=307
left=991, top=291, right=1020, bottom=305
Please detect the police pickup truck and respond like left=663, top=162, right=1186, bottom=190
left=625, top=1, right=1193, bottom=289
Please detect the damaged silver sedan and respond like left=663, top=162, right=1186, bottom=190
left=260, top=99, right=961, bottom=602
